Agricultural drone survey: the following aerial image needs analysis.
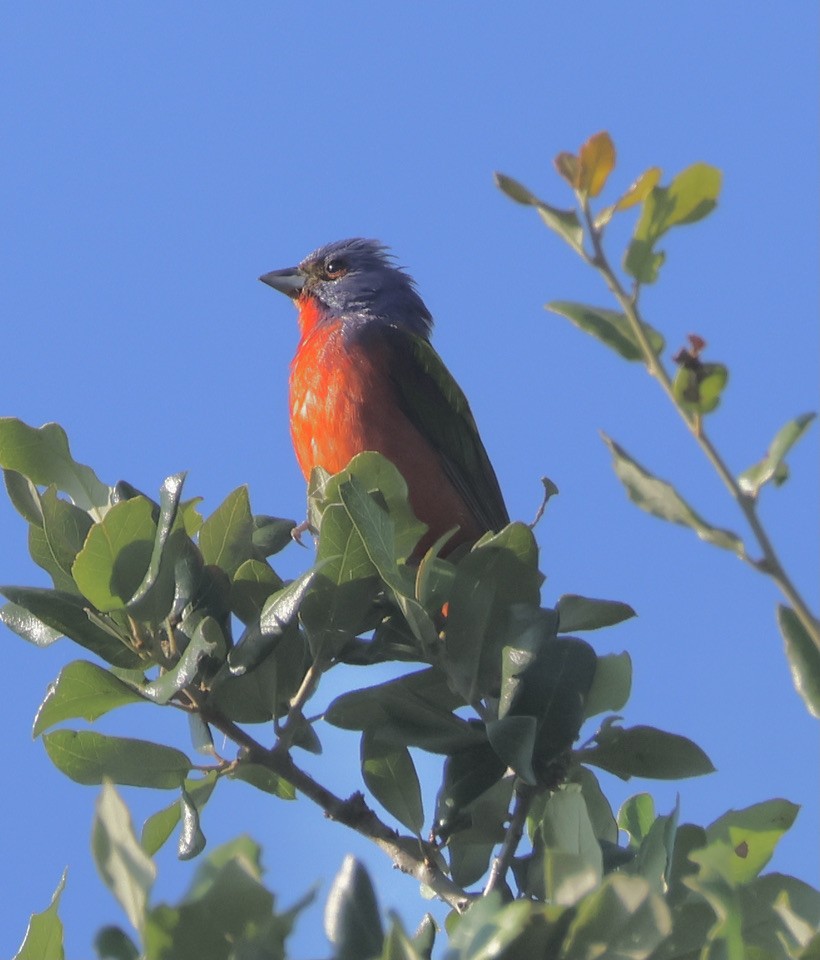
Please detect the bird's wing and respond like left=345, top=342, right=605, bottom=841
left=379, top=324, right=510, bottom=534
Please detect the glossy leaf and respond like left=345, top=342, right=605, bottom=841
left=777, top=605, right=820, bottom=718
left=140, top=773, right=220, bottom=858
left=583, top=652, right=632, bottom=719
left=0, top=587, right=143, bottom=668
left=0, top=600, right=62, bottom=647
left=33, top=660, right=146, bottom=736
left=126, top=474, right=187, bottom=623
left=141, top=615, right=224, bottom=704
left=93, top=782, right=155, bottom=933
left=361, top=730, right=424, bottom=834
left=13, top=870, right=66, bottom=960
left=578, top=721, right=715, bottom=780
left=0, top=418, right=110, bottom=517
left=229, top=567, right=318, bottom=675
left=548, top=301, right=665, bottom=361
left=705, top=798, right=799, bottom=884
left=198, top=486, right=254, bottom=577
left=557, top=594, right=636, bottom=632
left=324, top=856, right=384, bottom=960
left=602, top=433, right=746, bottom=556
left=738, top=412, right=817, bottom=498
left=39, top=486, right=94, bottom=583
left=72, top=497, right=156, bottom=611
left=44, top=729, right=191, bottom=788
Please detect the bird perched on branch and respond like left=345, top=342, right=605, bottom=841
left=260, top=238, right=508, bottom=556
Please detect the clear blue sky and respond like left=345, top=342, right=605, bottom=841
left=1, top=5, right=817, bottom=957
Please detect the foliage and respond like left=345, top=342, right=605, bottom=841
left=6, top=132, right=820, bottom=957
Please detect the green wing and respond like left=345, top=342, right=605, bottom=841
left=380, top=325, right=509, bottom=534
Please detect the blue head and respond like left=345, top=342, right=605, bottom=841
left=260, top=238, right=433, bottom=338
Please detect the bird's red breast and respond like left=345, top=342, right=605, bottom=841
left=290, top=294, right=485, bottom=554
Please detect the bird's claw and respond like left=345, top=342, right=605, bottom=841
left=291, top=519, right=317, bottom=547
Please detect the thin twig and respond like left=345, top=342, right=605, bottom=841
left=578, top=201, right=820, bottom=655
left=198, top=701, right=472, bottom=912
left=484, top=781, right=537, bottom=897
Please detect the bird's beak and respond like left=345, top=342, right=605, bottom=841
left=259, top=266, right=305, bottom=300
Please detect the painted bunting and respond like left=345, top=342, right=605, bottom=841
left=260, top=238, right=508, bottom=555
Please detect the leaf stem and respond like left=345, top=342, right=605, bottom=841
left=579, top=201, right=820, bottom=654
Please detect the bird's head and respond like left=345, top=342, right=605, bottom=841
left=260, top=238, right=433, bottom=338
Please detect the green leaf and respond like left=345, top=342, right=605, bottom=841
left=229, top=567, right=318, bottom=675
left=44, top=730, right=191, bottom=788
left=229, top=761, right=297, bottom=799
left=624, top=164, right=721, bottom=285
left=143, top=838, right=281, bottom=960
left=705, top=799, right=800, bottom=884
left=126, top=474, right=188, bottom=623
left=177, top=785, right=207, bottom=860
left=486, top=714, right=539, bottom=785
left=777, top=605, right=820, bottom=718
left=361, top=730, right=424, bottom=834
left=72, top=497, right=156, bottom=611
left=198, top=486, right=254, bottom=577
left=314, top=452, right=427, bottom=562
left=494, top=171, right=542, bottom=206
left=93, top=782, right=156, bottom=934
left=324, top=856, right=384, bottom=960
left=4, top=469, right=44, bottom=524
left=602, top=433, right=746, bottom=557
left=141, top=615, right=225, bottom=704
left=0, top=418, right=110, bottom=517
left=672, top=362, right=729, bottom=415
left=338, top=476, right=407, bottom=594
left=93, top=926, right=140, bottom=960
left=448, top=777, right=514, bottom=888
left=13, top=870, right=66, bottom=960
left=39, top=486, right=94, bottom=584
left=540, top=785, right=604, bottom=901
left=251, top=514, right=296, bottom=557
left=583, top=652, right=632, bottom=720
left=738, top=413, right=817, bottom=498
left=444, top=523, right=542, bottom=703
left=446, top=894, right=533, bottom=958
left=0, top=600, right=62, bottom=647
left=618, top=794, right=656, bottom=847
left=139, top=775, right=221, bottom=856
left=557, top=594, right=637, bottom=632
left=548, top=302, right=665, bottom=362
left=231, top=558, right=283, bottom=624
left=561, top=874, right=671, bottom=959
left=567, top=765, right=618, bottom=844
left=325, top=668, right=478, bottom=754
left=579, top=721, right=715, bottom=780
left=0, top=587, right=143, bottom=668
left=435, top=741, right=507, bottom=839
left=494, top=172, right=585, bottom=253
left=33, top=660, right=146, bottom=736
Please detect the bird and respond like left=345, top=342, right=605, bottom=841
left=259, top=238, right=509, bottom=557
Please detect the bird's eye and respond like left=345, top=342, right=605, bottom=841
left=324, top=258, right=347, bottom=280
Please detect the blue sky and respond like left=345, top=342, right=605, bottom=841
left=1, top=5, right=817, bottom=957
